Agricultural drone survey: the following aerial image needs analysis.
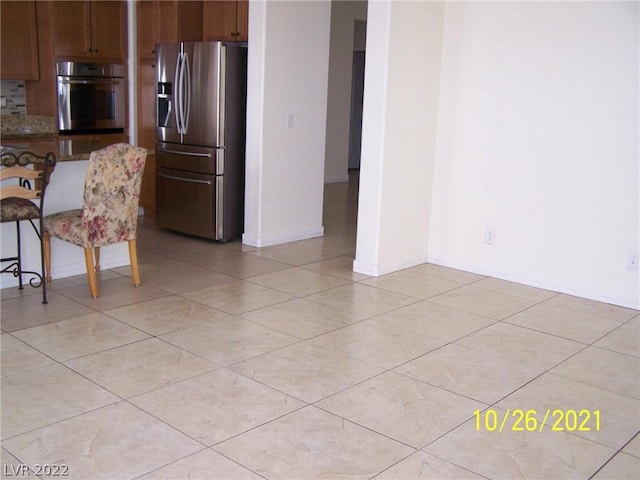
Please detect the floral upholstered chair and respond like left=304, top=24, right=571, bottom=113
left=43, top=143, right=147, bottom=298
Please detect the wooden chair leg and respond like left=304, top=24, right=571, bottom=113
left=94, top=246, right=101, bottom=272
left=83, top=247, right=99, bottom=298
left=128, top=239, right=141, bottom=287
left=43, top=232, right=52, bottom=284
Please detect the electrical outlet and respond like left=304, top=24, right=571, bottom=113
left=628, top=254, right=639, bottom=272
left=484, top=227, right=496, bottom=245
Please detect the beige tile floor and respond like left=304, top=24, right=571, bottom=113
left=1, top=174, right=639, bottom=479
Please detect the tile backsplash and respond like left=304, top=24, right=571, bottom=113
left=1, top=80, right=27, bottom=115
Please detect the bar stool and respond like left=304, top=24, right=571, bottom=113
left=0, top=150, right=57, bottom=304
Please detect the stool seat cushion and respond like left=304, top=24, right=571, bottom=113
left=0, top=197, right=41, bottom=223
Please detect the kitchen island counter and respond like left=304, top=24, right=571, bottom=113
left=1, top=138, right=120, bottom=162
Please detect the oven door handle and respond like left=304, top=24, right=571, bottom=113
left=58, top=78, right=123, bottom=85
left=158, top=172, right=212, bottom=185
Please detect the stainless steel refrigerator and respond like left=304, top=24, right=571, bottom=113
left=155, top=42, right=247, bottom=240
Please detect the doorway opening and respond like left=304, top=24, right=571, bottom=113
left=348, top=19, right=367, bottom=171
left=322, top=17, right=366, bottom=261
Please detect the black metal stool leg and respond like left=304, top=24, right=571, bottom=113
left=15, top=220, right=24, bottom=290
left=38, top=219, right=47, bottom=304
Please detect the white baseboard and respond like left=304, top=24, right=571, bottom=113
left=242, top=226, right=325, bottom=248
left=426, top=255, right=640, bottom=310
left=353, top=254, right=430, bottom=277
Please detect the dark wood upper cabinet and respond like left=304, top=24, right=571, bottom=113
left=203, top=0, right=248, bottom=42
left=202, top=1, right=237, bottom=42
left=236, top=0, right=248, bottom=42
left=178, top=1, right=203, bottom=42
left=138, top=0, right=209, bottom=60
left=157, top=1, right=179, bottom=44
left=1, top=1, right=40, bottom=80
left=136, top=0, right=158, bottom=59
left=91, top=1, right=127, bottom=59
left=137, top=0, right=179, bottom=59
left=52, top=1, right=126, bottom=60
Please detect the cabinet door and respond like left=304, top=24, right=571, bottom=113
left=236, top=0, right=249, bottom=42
left=0, top=1, right=39, bottom=80
left=157, top=1, right=179, bottom=44
left=138, top=61, right=157, bottom=215
left=137, top=0, right=157, bottom=59
left=178, top=1, right=203, bottom=42
left=52, top=1, right=92, bottom=58
left=202, top=1, right=237, bottom=42
left=137, top=62, right=157, bottom=150
left=137, top=1, right=178, bottom=60
left=91, top=0, right=126, bottom=60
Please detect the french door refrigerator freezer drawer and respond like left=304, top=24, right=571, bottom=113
left=156, top=166, right=224, bottom=240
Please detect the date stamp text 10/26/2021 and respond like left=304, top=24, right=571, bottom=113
left=474, top=409, right=601, bottom=433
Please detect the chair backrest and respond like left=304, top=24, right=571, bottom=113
left=81, top=143, right=147, bottom=247
left=0, top=150, right=56, bottom=207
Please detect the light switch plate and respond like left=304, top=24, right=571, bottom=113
left=285, top=113, right=294, bottom=129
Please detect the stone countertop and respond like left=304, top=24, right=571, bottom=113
left=1, top=139, right=152, bottom=162
left=0, top=139, right=98, bottom=162
left=1, top=114, right=58, bottom=137
left=1, top=114, right=104, bottom=161
left=1, top=115, right=151, bottom=161
left=0, top=114, right=86, bottom=161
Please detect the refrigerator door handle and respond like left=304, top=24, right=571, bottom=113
left=174, top=53, right=182, bottom=134
left=158, top=172, right=213, bottom=186
left=176, top=52, right=185, bottom=135
left=183, top=52, right=191, bottom=134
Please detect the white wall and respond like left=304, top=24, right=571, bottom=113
left=324, top=0, right=368, bottom=183
left=354, top=0, right=445, bottom=275
left=428, top=1, right=640, bottom=308
left=243, top=0, right=332, bottom=246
